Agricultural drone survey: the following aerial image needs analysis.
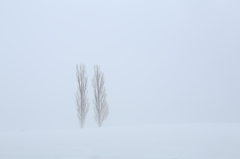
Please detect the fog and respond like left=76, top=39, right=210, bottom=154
left=0, top=0, right=240, bottom=132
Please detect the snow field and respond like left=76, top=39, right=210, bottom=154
left=0, top=124, right=240, bottom=159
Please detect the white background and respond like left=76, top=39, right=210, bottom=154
left=0, top=0, right=240, bottom=132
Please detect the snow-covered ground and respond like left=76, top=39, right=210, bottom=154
left=0, top=123, right=240, bottom=159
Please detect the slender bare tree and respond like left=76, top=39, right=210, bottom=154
left=76, top=64, right=89, bottom=128
left=92, top=65, right=109, bottom=127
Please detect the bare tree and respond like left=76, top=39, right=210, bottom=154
left=76, top=64, right=89, bottom=128
left=92, top=65, right=109, bottom=127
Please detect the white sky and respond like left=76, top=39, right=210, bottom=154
left=0, top=0, right=240, bottom=131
